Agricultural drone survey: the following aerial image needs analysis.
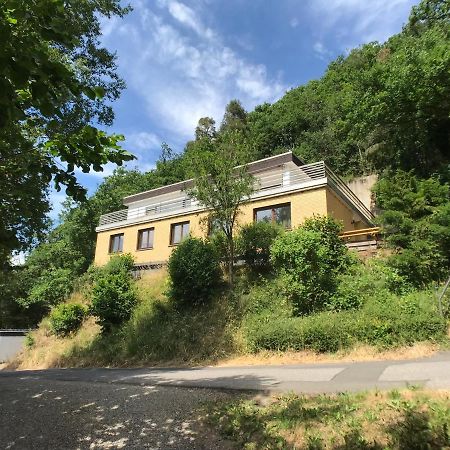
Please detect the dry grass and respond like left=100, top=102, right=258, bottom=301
left=9, top=315, right=101, bottom=370
left=215, top=342, right=440, bottom=367
left=209, top=388, right=450, bottom=449
left=134, top=269, right=168, bottom=300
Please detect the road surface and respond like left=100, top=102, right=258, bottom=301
left=0, top=377, right=234, bottom=449
left=2, top=351, right=450, bottom=394
left=1, top=352, right=450, bottom=448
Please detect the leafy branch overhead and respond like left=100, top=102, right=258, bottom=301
left=0, top=0, right=135, bottom=261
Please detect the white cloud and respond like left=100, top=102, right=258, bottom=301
left=48, top=190, right=68, bottom=223
left=290, top=17, right=299, bottom=28
left=167, top=1, right=215, bottom=39
left=308, top=0, right=416, bottom=50
left=313, top=41, right=332, bottom=60
left=105, top=2, right=287, bottom=139
left=74, top=163, right=117, bottom=179
left=125, top=131, right=161, bottom=152
left=11, top=251, right=26, bottom=266
left=99, top=15, right=120, bottom=38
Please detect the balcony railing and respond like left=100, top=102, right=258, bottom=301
left=98, top=161, right=373, bottom=227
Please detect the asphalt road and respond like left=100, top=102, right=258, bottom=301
left=2, top=352, right=450, bottom=449
left=3, top=351, right=450, bottom=394
left=0, top=377, right=234, bottom=449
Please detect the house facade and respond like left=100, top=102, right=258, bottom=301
left=94, top=152, right=375, bottom=267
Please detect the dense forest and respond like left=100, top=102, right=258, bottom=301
left=1, top=0, right=449, bottom=327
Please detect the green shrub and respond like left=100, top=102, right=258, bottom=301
left=49, top=303, right=86, bottom=337
left=102, top=253, right=135, bottom=276
left=208, top=231, right=231, bottom=268
left=246, top=313, right=352, bottom=353
left=91, top=272, right=137, bottom=332
left=270, top=216, right=352, bottom=315
left=387, top=239, right=447, bottom=287
left=327, top=277, right=362, bottom=311
left=26, top=268, right=74, bottom=309
left=90, top=254, right=137, bottom=332
left=24, top=333, right=35, bottom=348
left=326, top=260, right=411, bottom=311
left=246, top=289, right=446, bottom=352
left=374, top=171, right=450, bottom=285
left=236, top=222, right=282, bottom=271
left=168, top=237, right=221, bottom=306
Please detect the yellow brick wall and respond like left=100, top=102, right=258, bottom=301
left=94, top=211, right=209, bottom=266
left=237, top=188, right=327, bottom=229
left=326, top=188, right=367, bottom=230
left=94, top=186, right=366, bottom=265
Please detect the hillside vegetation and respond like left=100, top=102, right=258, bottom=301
left=11, top=217, right=449, bottom=370
left=2, top=1, right=450, bottom=370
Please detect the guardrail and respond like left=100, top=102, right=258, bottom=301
left=0, top=329, right=31, bottom=335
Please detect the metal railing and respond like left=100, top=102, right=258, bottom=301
left=99, top=197, right=195, bottom=226
left=325, top=164, right=374, bottom=223
left=98, top=161, right=373, bottom=227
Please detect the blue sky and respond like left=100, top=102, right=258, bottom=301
left=50, top=0, right=419, bottom=220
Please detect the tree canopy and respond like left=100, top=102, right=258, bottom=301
left=0, top=0, right=134, bottom=264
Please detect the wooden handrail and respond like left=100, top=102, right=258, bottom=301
left=339, top=227, right=380, bottom=239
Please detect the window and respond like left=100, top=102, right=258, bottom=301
left=109, top=233, right=124, bottom=253
left=137, top=228, right=154, bottom=250
left=170, top=221, right=190, bottom=245
left=254, top=203, right=291, bottom=228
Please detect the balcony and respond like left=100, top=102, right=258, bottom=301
left=97, top=161, right=374, bottom=230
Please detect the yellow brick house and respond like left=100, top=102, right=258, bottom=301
left=94, top=152, right=375, bottom=267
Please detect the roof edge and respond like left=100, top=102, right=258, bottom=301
left=123, top=151, right=305, bottom=206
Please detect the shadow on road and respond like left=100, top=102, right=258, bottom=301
left=0, top=370, right=271, bottom=449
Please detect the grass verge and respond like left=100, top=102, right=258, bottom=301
left=207, top=388, right=450, bottom=449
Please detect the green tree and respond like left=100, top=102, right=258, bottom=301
left=408, top=0, right=450, bottom=32
left=195, top=117, right=217, bottom=140
left=374, top=171, right=450, bottom=285
left=220, top=100, right=248, bottom=134
left=237, top=222, right=282, bottom=272
left=90, top=254, right=137, bottom=332
left=186, top=131, right=254, bottom=283
left=0, top=0, right=134, bottom=264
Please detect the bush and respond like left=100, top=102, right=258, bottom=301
left=237, top=222, right=282, bottom=271
left=90, top=255, right=137, bottom=332
left=49, top=303, right=86, bottom=337
left=387, top=239, right=447, bottom=287
left=25, top=268, right=74, bottom=309
left=102, top=253, right=135, bottom=276
left=326, top=260, right=411, bottom=311
left=374, top=171, right=450, bottom=285
left=270, top=216, right=352, bottom=315
left=246, top=290, right=446, bottom=353
left=208, top=231, right=229, bottom=264
left=168, top=237, right=221, bottom=306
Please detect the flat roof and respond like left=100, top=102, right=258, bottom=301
left=123, top=151, right=304, bottom=206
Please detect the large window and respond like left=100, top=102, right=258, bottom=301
left=137, top=228, right=154, bottom=250
left=109, top=233, right=124, bottom=253
left=170, top=221, right=190, bottom=245
left=254, top=203, right=291, bottom=228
